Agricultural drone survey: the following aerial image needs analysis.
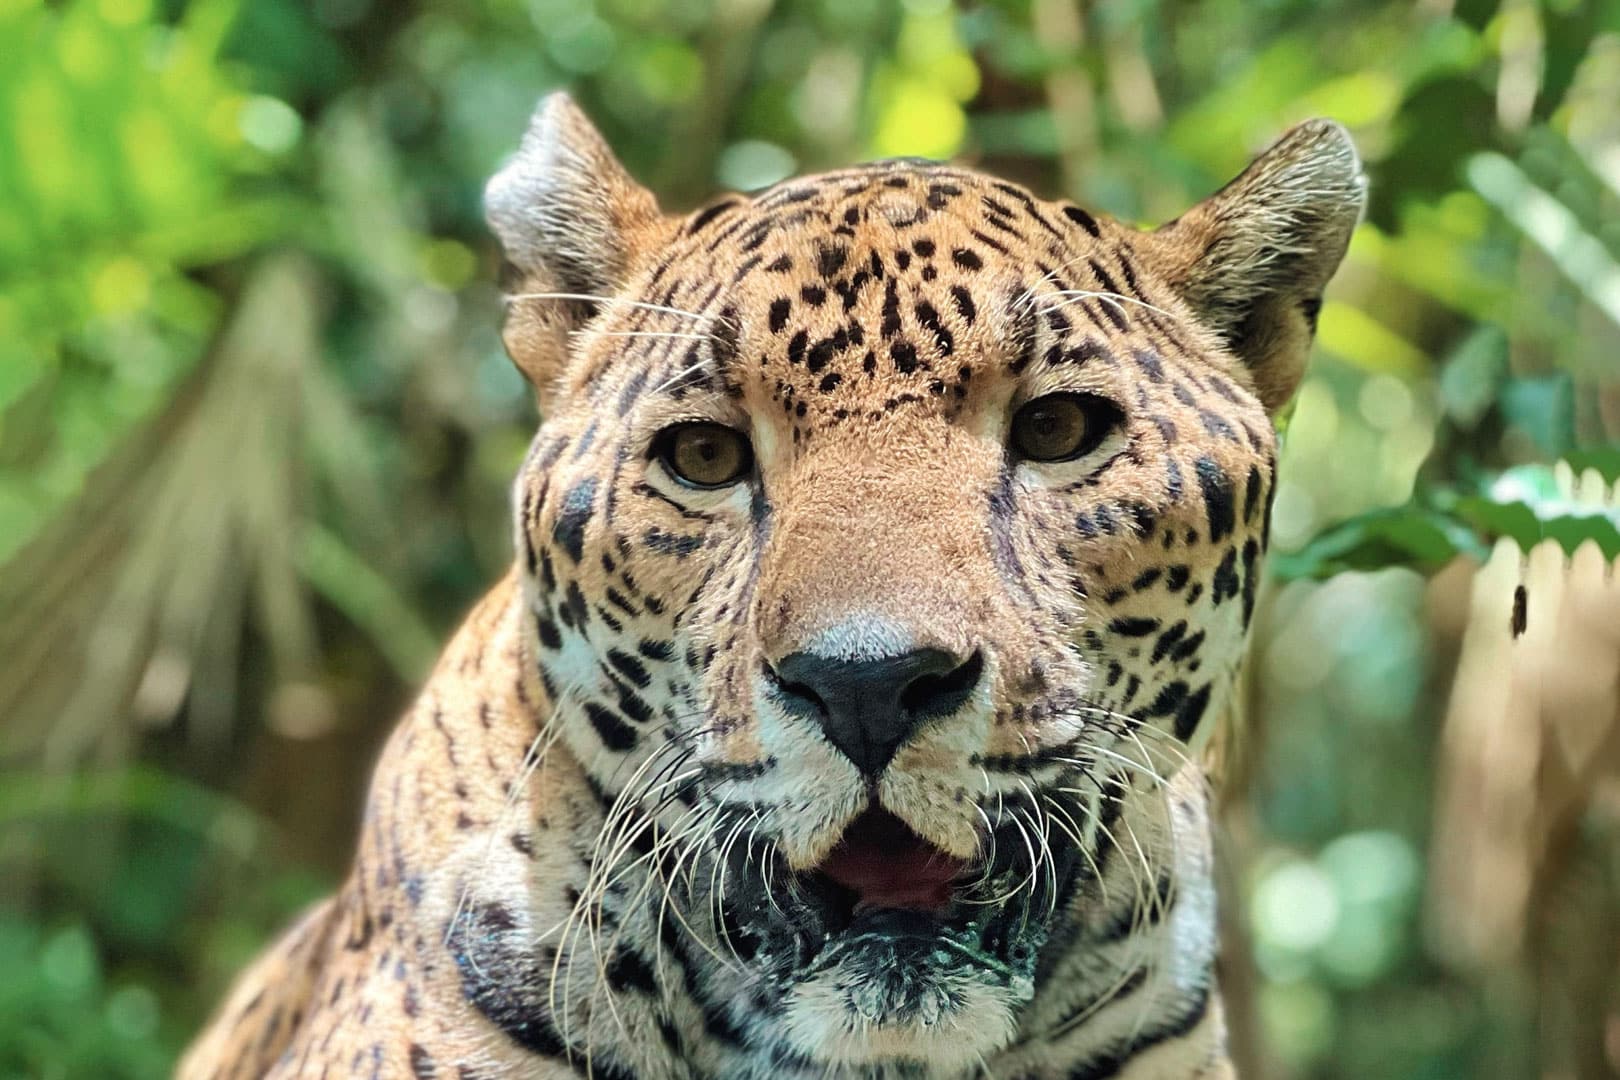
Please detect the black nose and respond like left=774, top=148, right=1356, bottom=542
left=767, top=647, right=984, bottom=775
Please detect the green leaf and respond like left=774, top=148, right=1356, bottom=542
left=1563, top=447, right=1620, bottom=484
left=1270, top=506, right=1487, bottom=580
left=1276, top=458, right=1620, bottom=579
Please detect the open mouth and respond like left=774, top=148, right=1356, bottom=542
left=726, top=789, right=1089, bottom=984
left=808, top=808, right=969, bottom=923
left=722, top=792, right=1089, bottom=1056
left=752, top=801, right=1076, bottom=1058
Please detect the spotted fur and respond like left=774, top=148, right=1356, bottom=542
left=181, top=94, right=1363, bottom=1080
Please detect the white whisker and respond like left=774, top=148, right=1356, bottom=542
left=503, top=291, right=709, bottom=322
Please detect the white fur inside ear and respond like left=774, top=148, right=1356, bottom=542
left=484, top=92, right=657, bottom=294
left=1202, top=120, right=1366, bottom=297
left=1155, top=119, right=1366, bottom=411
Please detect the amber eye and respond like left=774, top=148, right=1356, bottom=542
left=1010, top=393, right=1119, bottom=462
left=653, top=423, right=754, bottom=489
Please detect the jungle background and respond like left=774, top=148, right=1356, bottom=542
left=2, top=0, right=1620, bottom=1075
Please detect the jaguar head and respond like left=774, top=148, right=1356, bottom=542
left=487, top=94, right=1363, bottom=1069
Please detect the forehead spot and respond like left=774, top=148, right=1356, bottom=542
left=817, top=244, right=849, bottom=278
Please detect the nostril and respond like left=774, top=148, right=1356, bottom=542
left=764, top=661, right=827, bottom=717
left=899, top=650, right=984, bottom=718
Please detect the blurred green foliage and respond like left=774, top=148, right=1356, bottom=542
left=1, top=0, right=1618, bottom=1076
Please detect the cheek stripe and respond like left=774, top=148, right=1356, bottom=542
left=1194, top=457, right=1236, bottom=543
left=553, top=478, right=597, bottom=562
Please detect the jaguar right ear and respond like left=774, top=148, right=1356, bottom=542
left=1147, top=120, right=1366, bottom=414
left=485, top=93, right=669, bottom=405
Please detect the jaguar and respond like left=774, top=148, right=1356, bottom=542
left=181, top=92, right=1364, bottom=1079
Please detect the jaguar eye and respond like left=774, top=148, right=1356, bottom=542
left=1010, top=393, right=1119, bottom=463
left=653, top=423, right=754, bottom=489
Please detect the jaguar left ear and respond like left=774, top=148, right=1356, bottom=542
left=485, top=93, right=668, bottom=400
left=1150, top=120, right=1366, bottom=413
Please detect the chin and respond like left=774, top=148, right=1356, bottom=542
left=732, top=804, right=1081, bottom=1070
left=777, top=910, right=1025, bottom=1067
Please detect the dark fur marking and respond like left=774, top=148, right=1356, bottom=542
left=616, top=368, right=650, bottom=418
left=891, top=341, right=919, bottom=374
left=769, top=298, right=791, bottom=333
left=637, top=638, right=674, bottom=662
left=1062, top=204, right=1102, bottom=237
left=881, top=278, right=902, bottom=337
left=1199, top=408, right=1239, bottom=442
left=1194, top=456, right=1236, bottom=543
left=1131, top=348, right=1164, bottom=383
left=951, top=285, right=977, bottom=324
left=817, top=243, right=848, bottom=277
left=1210, top=548, right=1240, bottom=604
left=585, top=703, right=638, bottom=751
left=968, top=227, right=1010, bottom=255
left=683, top=202, right=735, bottom=236
left=806, top=329, right=846, bottom=373
left=1170, top=629, right=1205, bottom=664
left=607, top=648, right=652, bottom=689
left=535, top=617, right=562, bottom=651
left=1173, top=684, right=1212, bottom=742
left=1164, top=458, right=1184, bottom=501
left=1150, top=621, right=1186, bottom=664
left=1065, top=339, right=1109, bottom=366
left=915, top=301, right=953, bottom=355
left=553, top=478, right=596, bottom=563
left=561, top=582, right=589, bottom=628
left=1240, top=538, right=1261, bottom=626
left=605, top=949, right=659, bottom=995
left=1144, top=680, right=1188, bottom=720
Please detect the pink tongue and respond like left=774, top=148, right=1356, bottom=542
left=820, top=815, right=965, bottom=912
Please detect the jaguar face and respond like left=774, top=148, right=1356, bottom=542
left=488, top=95, right=1361, bottom=1069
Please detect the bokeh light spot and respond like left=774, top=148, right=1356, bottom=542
left=545, top=13, right=617, bottom=75
left=238, top=96, right=302, bottom=154
left=90, top=257, right=152, bottom=316
left=421, top=239, right=477, bottom=290
left=870, top=78, right=965, bottom=160
left=106, top=985, right=160, bottom=1040
left=1358, top=374, right=1414, bottom=431
left=96, top=0, right=151, bottom=28
left=1254, top=858, right=1341, bottom=951
left=717, top=140, right=796, bottom=191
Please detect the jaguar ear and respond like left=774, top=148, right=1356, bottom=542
left=485, top=93, right=667, bottom=398
left=1151, top=120, right=1365, bottom=413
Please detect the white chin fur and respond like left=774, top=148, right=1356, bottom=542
left=779, top=970, right=1019, bottom=1069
